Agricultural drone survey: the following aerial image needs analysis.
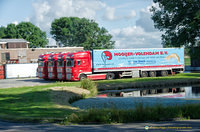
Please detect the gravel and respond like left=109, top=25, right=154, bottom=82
left=72, top=97, right=200, bottom=109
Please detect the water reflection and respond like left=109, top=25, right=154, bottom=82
left=104, top=85, right=200, bottom=99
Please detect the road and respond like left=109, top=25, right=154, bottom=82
left=0, top=78, right=55, bottom=89
left=0, top=120, right=200, bottom=132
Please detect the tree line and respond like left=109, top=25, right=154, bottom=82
left=0, top=17, right=115, bottom=50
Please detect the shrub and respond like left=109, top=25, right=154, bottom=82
left=80, top=78, right=97, bottom=96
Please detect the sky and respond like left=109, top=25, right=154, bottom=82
left=0, top=0, right=163, bottom=49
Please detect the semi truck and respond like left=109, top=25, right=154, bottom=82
left=57, top=52, right=70, bottom=80
left=63, top=48, right=184, bottom=81
left=47, top=53, right=61, bottom=79
left=38, top=53, right=52, bottom=79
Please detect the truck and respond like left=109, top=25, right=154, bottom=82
left=64, top=48, right=184, bottom=81
left=38, top=53, right=52, bottom=79
left=47, top=53, right=61, bottom=79
left=56, top=52, right=70, bottom=80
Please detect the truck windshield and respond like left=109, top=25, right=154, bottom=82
left=66, top=59, right=73, bottom=67
left=38, top=61, right=44, bottom=66
left=48, top=61, right=54, bottom=67
left=57, top=60, right=64, bottom=67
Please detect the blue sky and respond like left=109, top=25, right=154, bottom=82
left=0, top=0, right=162, bottom=48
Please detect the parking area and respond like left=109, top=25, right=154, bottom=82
left=0, top=78, right=55, bottom=89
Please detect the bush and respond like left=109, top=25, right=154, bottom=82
left=80, top=78, right=97, bottom=96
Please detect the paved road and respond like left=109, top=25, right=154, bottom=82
left=0, top=120, right=200, bottom=132
left=0, top=78, right=55, bottom=89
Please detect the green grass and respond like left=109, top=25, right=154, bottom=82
left=64, top=103, right=200, bottom=124
left=96, top=73, right=200, bottom=84
left=185, top=57, right=191, bottom=66
left=0, top=73, right=200, bottom=123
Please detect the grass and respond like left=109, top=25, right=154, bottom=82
left=96, top=73, right=200, bottom=85
left=185, top=57, right=191, bottom=66
left=0, top=73, right=200, bottom=123
left=64, top=103, right=200, bottom=124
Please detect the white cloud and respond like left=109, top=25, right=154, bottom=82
left=110, top=3, right=163, bottom=49
left=30, top=0, right=106, bottom=33
left=103, top=8, right=137, bottom=21
left=111, top=26, right=162, bottom=49
left=103, top=7, right=116, bottom=21
left=12, top=21, right=19, bottom=25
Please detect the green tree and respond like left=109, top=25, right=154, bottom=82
left=0, top=22, right=48, bottom=48
left=4, top=24, right=18, bottom=38
left=16, top=22, right=48, bottom=48
left=151, top=0, right=200, bottom=66
left=0, top=26, right=6, bottom=38
left=51, top=17, right=115, bottom=50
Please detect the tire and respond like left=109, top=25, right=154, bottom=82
left=161, top=71, right=168, bottom=76
left=106, top=73, right=115, bottom=80
left=149, top=71, right=156, bottom=77
left=141, top=71, right=148, bottom=77
left=79, top=74, right=87, bottom=81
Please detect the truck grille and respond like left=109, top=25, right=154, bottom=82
left=48, top=68, right=53, bottom=72
left=66, top=68, right=72, bottom=73
left=66, top=74, right=71, bottom=80
left=58, top=73, right=63, bottom=79
left=57, top=68, right=63, bottom=73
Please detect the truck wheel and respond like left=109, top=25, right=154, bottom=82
left=106, top=73, right=115, bottom=80
left=161, top=71, right=168, bottom=76
left=149, top=71, right=156, bottom=77
left=141, top=71, right=148, bottom=77
left=79, top=74, right=87, bottom=81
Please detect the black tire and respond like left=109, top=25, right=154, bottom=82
left=79, top=74, right=87, bottom=81
left=161, top=71, right=168, bottom=76
left=149, top=71, right=156, bottom=77
left=106, top=73, right=115, bottom=80
left=141, top=71, right=148, bottom=77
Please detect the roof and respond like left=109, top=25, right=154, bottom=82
left=0, top=39, right=29, bottom=43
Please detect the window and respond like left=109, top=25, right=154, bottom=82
left=66, top=59, right=73, bottom=67
left=1, top=53, right=10, bottom=61
left=38, top=61, right=44, bottom=66
left=77, top=60, right=81, bottom=65
left=48, top=61, right=54, bottom=67
left=57, top=60, right=63, bottom=67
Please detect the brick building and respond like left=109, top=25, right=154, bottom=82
left=0, top=39, right=83, bottom=64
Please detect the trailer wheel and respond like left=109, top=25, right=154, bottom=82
left=141, top=71, right=148, bottom=77
left=79, top=74, right=87, bottom=81
left=161, top=70, right=168, bottom=76
left=106, top=73, right=115, bottom=80
left=149, top=71, right=156, bottom=77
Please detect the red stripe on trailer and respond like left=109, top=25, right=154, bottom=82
left=94, top=65, right=184, bottom=71
left=87, top=74, right=106, bottom=80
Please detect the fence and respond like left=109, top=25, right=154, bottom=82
left=5, top=63, right=38, bottom=79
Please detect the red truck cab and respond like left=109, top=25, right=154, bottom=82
left=48, top=53, right=61, bottom=79
left=65, top=51, right=92, bottom=81
left=38, top=53, right=51, bottom=79
left=57, top=52, right=70, bottom=80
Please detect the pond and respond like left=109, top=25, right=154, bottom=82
left=102, top=85, right=200, bottom=99
left=72, top=85, right=200, bottom=110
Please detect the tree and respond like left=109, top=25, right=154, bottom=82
left=51, top=17, right=115, bottom=50
left=150, top=0, right=200, bottom=66
left=0, top=26, right=6, bottom=38
left=0, top=22, right=48, bottom=48
left=16, top=22, right=48, bottom=48
left=4, top=24, right=18, bottom=38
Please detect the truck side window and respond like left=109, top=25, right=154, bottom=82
left=77, top=60, right=81, bottom=66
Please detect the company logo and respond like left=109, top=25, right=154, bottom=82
left=101, top=51, right=112, bottom=64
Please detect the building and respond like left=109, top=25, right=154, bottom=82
left=0, top=39, right=83, bottom=64
left=0, top=39, right=29, bottom=49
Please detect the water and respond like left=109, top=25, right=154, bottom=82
left=73, top=85, right=200, bottom=109
left=100, top=85, right=200, bottom=99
